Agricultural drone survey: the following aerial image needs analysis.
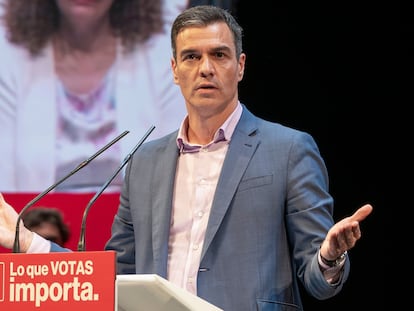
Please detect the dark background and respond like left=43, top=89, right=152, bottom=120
left=232, top=1, right=387, bottom=309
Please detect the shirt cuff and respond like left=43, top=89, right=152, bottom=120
left=27, top=232, right=51, bottom=253
left=318, top=250, right=346, bottom=283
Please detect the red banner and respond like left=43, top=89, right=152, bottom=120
left=0, top=193, right=120, bottom=253
left=0, top=251, right=116, bottom=310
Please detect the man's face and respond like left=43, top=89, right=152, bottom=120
left=171, top=22, right=245, bottom=117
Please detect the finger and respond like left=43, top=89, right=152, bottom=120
left=352, top=222, right=361, bottom=238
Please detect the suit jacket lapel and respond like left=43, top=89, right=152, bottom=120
left=150, top=134, right=180, bottom=275
left=201, top=108, right=259, bottom=259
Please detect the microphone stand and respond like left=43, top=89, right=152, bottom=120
left=77, top=125, right=155, bottom=251
left=12, top=130, right=130, bottom=253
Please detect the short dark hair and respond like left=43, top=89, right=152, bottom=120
left=22, top=207, right=70, bottom=244
left=171, top=5, right=243, bottom=60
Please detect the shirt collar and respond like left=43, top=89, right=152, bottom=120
left=176, top=102, right=243, bottom=153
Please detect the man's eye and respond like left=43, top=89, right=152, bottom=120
left=184, top=54, right=198, bottom=60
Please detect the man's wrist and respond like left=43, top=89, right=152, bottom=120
left=320, top=251, right=347, bottom=267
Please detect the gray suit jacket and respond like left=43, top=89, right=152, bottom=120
left=104, top=105, right=350, bottom=310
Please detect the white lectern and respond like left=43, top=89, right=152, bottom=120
left=116, top=274, right=223, bottom=311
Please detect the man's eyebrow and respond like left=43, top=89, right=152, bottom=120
left=180, top=48, right=198, bottom=55
left=180, top=45, right=232, bottom=55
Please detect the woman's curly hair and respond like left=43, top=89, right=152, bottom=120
left=1, top=0, right=164, bottom=56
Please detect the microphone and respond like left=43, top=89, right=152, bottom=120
left=12, top=130, right=130, bottom=253
left=77, top=125, right=155, bottom=252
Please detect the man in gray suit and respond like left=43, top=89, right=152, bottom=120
left=0, top=5, right=372, bottom=311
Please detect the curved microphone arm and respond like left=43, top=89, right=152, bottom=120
left=77, top=125, right=155, bottom=251
left=12, top=130, right=130, bottom=253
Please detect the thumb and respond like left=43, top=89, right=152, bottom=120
left=350, top=204, right=373, bottom=223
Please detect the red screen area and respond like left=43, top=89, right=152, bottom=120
left=0, top=192, right=120, bottom=253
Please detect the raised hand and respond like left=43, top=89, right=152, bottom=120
left=0, top=193, right=33, bottom=252
left=320, top=204, right=373, bottom=260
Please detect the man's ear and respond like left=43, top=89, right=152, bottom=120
left=238, top=53, right=246, bottom=81
left=171, top=58, right=179, bottom=85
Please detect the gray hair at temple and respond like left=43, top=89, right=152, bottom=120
left=171, top=5, right=243, bottom=60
